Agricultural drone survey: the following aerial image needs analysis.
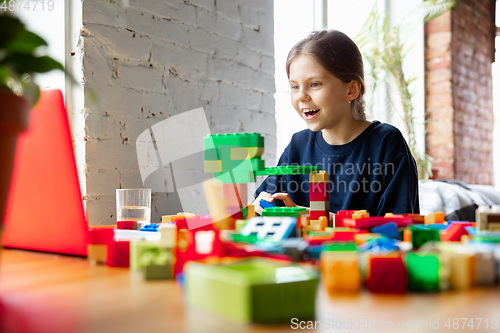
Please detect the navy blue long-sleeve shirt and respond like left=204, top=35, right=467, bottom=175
left=255, top=121, right=419, bottom=216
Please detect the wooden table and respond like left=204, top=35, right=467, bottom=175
left=1, top=248, right=499, bottom=333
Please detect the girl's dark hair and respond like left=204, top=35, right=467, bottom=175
left=286, top=30, right=366, bottom=121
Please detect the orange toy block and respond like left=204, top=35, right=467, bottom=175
left=88, top=244, right=107, bottom=265
left=321, top=251, right=360, bottom=293
left=425, top=212, right=445, bottom=225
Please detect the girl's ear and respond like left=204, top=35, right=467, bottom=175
left=346, top=80, right=361, bottom=101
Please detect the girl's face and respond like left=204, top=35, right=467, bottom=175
left=289, top=55, right=352, bottom=133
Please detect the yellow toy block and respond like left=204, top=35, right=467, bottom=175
left=162, top=212, right=195, bottom=223
left=87, top=244, right=107, bottom=265
left=204, top=160, right=222, bottom=173
left=425, top=212, right=445, bottom=225
left=354, top=233, right=382, bottom=246
left=301, top=225, right=316, bottom=236
left=310, top=216, right=328, bottom=231
left=246, top=203, right=255, bottom=219
left=230, top=147, right=264, bottom=160
left=488, top=223, right=500, bottom=231
left=309, top=171, right=328, bottom=183
left=449, top=252, right=475, bottom=290
left=353, top=210, right=369, bottom=219
left=310, top=201, right=329, bottom=211
left=160, top=224, right=177, bottom=248
left=321, top=251, right=360, bottom=293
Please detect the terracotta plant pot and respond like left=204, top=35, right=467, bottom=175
left=0, top=91, right=31, bottom=244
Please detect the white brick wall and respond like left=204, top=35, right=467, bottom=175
left=78, top=0, right=276, bottom=225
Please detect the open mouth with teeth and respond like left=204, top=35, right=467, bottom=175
left=303, top=109, right=320, bottom=120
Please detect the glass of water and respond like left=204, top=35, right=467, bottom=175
left=116, top=188, right=151, bottom=223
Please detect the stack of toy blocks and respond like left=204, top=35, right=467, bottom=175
left=320, top=242, right=360, bottom=293
left=185, top=258, right=318, bottom=324
left=87, top=227, right=114, bottom=265
left=309, top=171, right=329, bottom=231
left=203, top=133, right=265, bottom=229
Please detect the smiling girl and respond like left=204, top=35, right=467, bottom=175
left=254, top=30, right=419, bottom=220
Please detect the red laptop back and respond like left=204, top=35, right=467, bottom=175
left=2, top=90, right=88, bottom=256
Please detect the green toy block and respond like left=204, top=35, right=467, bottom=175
left=185, top=259, right=318, bottom=325
left=322, top=242, right=357, bottom=252
left=130, top=241, right=172, bottom=271
left=406, top=253, right=440, bottom=292
left=255, top=165, right=319, bottom=176
left=213, top=170, right=256, bottom=184
left=308, top=231, right=333, bottom=237
left=410, top=226, right=441, bottom=249
left=144, top=263, right=172, bottom=280
left=261, top=206, right=307, bottom=217
left=207, top=133, right=264, bottom=148
left=221, top=157, right=265, bottom=174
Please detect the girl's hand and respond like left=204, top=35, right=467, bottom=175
left=271, top=193, right=297, bottom=208
left=252, top=191, right=274, bottom=215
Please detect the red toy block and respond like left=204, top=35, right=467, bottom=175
left=309, top=182, right=329, bottom=201
left=88, top=228, right=114, bottom=245
left=343, top=216, right=412, bottom=229
left=403, top=214, right=425, bottom=224
left=117, top=221, right=136, bottom=230
left=310, top=210, right=329, bottom=220
left=441, top=222, right=474, bottom=242
left=106, top=240, right=130, bottom=267
left=366, top=255, right=407, bottom=294
left=305, top=231, right=363, bottom=245
left=333, top=210, right=357, bottom=227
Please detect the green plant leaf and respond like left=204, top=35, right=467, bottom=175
left=0, top=15, right=25, bottom=49
left=6, top=30, right=47, bottom=54
left=1, top=54, right=64, bottom=74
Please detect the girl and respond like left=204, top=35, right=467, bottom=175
left=254, top=30, right=419, bottom=219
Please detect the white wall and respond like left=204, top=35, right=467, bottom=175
left=74, top=0, right=276, bottom=225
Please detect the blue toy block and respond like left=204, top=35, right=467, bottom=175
left=259, top=199, right=275, bottom=209
left=371, top=222, right=399, bottom=239
left=140, top=223, right=160, bottom=232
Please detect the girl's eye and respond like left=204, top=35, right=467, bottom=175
left=311, top=82, right=320, bottom=87
left=291, top=85, right=299, bottom=90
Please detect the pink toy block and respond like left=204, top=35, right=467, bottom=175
left=343, top=216, right=412, bottom=229
left=441, top=222, right=474, bottom=242
left=117, top=221, right=136, bottom=230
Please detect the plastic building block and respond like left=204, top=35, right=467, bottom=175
left=403, top=229, right=412, bottom=242
left=476, top=205, right=500, bottom=231
left=441, top=222, right=474, bottom=242
left=449, top=251, right=475, bottom=290
left=117, top=221, right=136, bottom=230
left=261, top=206, right=307, bottom=217
left=424, top=212, right=445, bottom=225
left=162, top=212, right=195, bottom=224
left=235, top=220, right=247, bottom=233
left=309, top=171, right=328, bottom=183
left=280, top=238, right=310, bottom=261
left=240, top=216, right=297, bottom=242
left=333, top=210, right=358, bottom=227
left=144, top=264, right=173, bottom=280
left=366, top=255, right=407, bottom=294
left=88, top=228, right=114, bottom=245
left=310, top=216, right=328, bottom=231
left=357, top=238, right=400, bottom=254
left=140, top=223, right=160, bottom=232
left=410, top=225, right=442, bottom=249
left=403, top=213, right=425, bottom=224
left=130, top=241, right=171, bottom=271
left=310, top=201, right=329, bottom=211
left=353, top=233, right=382, bottom=245
left=230, top=146, right=264, bottom=160
left=320, top=251, right=360, bottom=293
left=371, top=222, right=399, bottom=239
left=259, top=199, right=275, bottom=209
left=474, top=248, right=497, bottom=286
left=322, top=242, right=357, bottom=252
left=354, top=210, right=370, bottom=219
left=205, top=133, right=265, bottom=149
left=106, top=240, right=130, bottom=267
left=255, top=165, right=319, bottom=176
left=306, top=231, right=358, bottom=246
left=204, top=160, right=222, bottom=173
left=343, top=215, right=412, bottom=229
left=159, top=223, right=176, bottom=247
left=309, top=181, right=328, bottom=201
left=185, top=259, right=318, bottom=324
left=87, top=244, right=107, bottom=265
left=406, top=253, right=440, bottom=292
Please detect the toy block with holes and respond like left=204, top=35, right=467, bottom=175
left=185, top=258, right=318, bottom=325
left=476, top=205, right=500, bottom=231
left=410, top=224, right=446, bottom=249
left=334, top=210, right=368, bottom=227
left=240, top=216, right=297, bottom=243
left=320, top=242, right=361, bottom=293
left=365, top=254, right=407, bottom=294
